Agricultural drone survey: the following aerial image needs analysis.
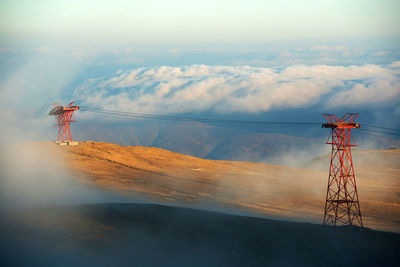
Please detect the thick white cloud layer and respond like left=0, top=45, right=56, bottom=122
left=74, top=64, right=400, bottom=114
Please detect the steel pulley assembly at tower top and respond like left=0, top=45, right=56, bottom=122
left=48, top=102, right=399, bottom=228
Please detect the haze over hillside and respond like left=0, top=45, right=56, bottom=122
left=13, top=141, right=399, bottom=232
left=1, top=0, right=399, bottom=265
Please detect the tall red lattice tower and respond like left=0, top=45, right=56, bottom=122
left=49, top=102, right=79, bottom=143
left=322, top=113, right=363, bottom=227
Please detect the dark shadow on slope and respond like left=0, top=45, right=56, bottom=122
left=1, top=203, right=398, bottom=267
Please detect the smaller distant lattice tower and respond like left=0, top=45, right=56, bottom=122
left=322, top=113, right=363, bottom=227
left=49, top=102, right=79, bottom=145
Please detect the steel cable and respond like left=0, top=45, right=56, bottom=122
left=78, top=106, right=400, bottom=136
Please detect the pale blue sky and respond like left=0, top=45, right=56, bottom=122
left=1, top=0, right=399, bottom=47
left=0, top=0, right=399, bottom=136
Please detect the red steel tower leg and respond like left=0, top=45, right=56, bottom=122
left=57, top=111, right=74, bottom=142
left=49, top=102, right=79, bottom=143
left=322, top=113, right=363, bottom=227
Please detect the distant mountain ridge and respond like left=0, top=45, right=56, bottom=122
left=72, top=120, right=400, bottom=166
left=73, top=120, right=326, bottom=164
left=7, top=105, right=400, bottom=166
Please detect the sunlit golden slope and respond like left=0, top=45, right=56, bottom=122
left=37, top=141, right=400, bottom=232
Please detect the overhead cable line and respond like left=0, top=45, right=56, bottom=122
left=79, top=106, right=400, bottom=137
left=355, top=130, right=394, bottom=138
left=79, top=106, right=320, bottom=127
left=358, top=128, right=400, bottom=137
left=362, top=124, right=400, bottom=133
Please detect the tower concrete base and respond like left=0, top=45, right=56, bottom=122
left=55, top=141, right=79, bottom=146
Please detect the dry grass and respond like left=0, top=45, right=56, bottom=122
left=34, top=141, right=400, bottom=232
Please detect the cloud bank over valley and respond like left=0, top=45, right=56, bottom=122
left=74, top=63, right=400, bottom=115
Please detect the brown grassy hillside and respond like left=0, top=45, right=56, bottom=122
left=32, top=141, right=400, bottom=232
